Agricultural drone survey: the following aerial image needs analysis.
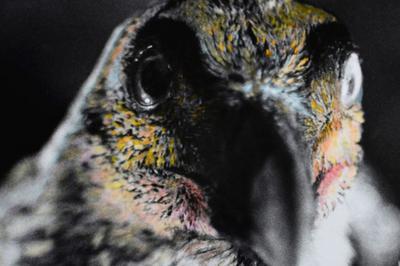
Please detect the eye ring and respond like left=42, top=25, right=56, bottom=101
left=126, top=46, right=173, bottom=110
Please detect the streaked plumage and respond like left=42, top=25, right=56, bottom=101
left=1, top=0, right=399, bottom=265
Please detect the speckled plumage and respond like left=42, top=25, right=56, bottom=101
left=1, top=0, right=400, bottom=265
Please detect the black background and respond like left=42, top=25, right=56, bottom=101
left=1, top=0, right=399, bottom=203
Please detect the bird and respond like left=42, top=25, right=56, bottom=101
left=1, top=0, right=400, bottom=265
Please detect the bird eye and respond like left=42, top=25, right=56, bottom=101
left=127, top=46, right=173, bottom=109
left=340, top=53, right=363, bottom=107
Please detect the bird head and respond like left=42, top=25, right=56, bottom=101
left=81, top=0, right=363, bottom=262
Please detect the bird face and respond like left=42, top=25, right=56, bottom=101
left=82, top=0, right=363, bottom=246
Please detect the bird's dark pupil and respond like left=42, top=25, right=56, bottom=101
left=139, top=55, right=172, bottom=105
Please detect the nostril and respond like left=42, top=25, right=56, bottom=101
left=228, top=73, right=246, bottom=83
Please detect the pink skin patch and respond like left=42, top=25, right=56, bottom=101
left=169, top=178, right=210, bottom=231
left=128, top=172, right=217, bottom=236
left=315, top=162, right=356, bottom=218
left=317, top=163, right=346, bottom=198
left=86, top=157, right=217, bottom=238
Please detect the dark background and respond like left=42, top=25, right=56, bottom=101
left=1, top=0, right=399, bottom=202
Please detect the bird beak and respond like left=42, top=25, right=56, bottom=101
left=228, top=80, right=315, bottom=264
